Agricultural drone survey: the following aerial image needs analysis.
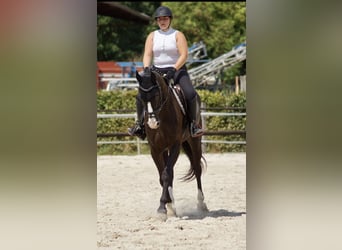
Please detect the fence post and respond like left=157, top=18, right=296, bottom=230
left=137, top=138, right=141, bottom=155
left=235, top=76, right=240, bottom=94
left=201, top=102, right=206, bottom=153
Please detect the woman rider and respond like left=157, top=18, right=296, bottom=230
left=128, top=6, right=204, bottom=139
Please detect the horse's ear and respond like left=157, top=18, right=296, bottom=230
left=136, top=71, right=142, bottom=83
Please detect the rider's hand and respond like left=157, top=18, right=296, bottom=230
left=165, top=67, right=176, bottom=80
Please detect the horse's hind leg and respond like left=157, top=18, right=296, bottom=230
left=196, top=177, right=208, bottom=212
left=187, top=139, right=208, bottom=212
left=166, top=186, right=176, bottom=216
left=195, top=157, right=209, bottom=212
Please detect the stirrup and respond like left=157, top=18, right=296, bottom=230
left=191, top=123, right=204, bottom=137
left=128, top=123, right=146, bottom=140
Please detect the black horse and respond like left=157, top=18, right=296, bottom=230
left=136, top=70, right=208, bottom=215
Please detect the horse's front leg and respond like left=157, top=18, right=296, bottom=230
left=158, top=144, right=180, bottom=214
left=151, top=149, right=171, bottom=214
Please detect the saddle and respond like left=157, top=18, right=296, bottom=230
left=168, top=79, right=187, bottom=116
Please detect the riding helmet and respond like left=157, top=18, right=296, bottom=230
left=154, top=6, right=173, bottom=20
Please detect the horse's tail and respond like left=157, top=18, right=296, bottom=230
left=181, top=140, right=207, bottom=182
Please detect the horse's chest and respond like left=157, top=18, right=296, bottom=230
left=147, top=130, right=181, bottom=147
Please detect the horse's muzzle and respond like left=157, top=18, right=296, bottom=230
left=147, top=116, right=159, bottom=129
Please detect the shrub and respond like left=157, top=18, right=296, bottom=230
left=97, top=90, right=246, bottom=154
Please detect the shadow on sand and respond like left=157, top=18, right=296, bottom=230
left=178, top=208, right=246, bottom=220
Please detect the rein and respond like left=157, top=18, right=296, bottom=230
left=152, top=84, right=170, bottom=115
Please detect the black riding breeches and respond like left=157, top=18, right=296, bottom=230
left=152, top=65, right=197, bottom=101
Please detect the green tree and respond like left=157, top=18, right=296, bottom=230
left=97, top=2, right=246, bottom=89
left=97, top=2, right=160, bottom=61
left=163, top=2, right=246, bottom=86
left=163, top=2, right=246, bottom=58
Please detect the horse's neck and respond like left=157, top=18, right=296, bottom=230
left=160, top=81, right=169, bottom=96
left=155, top=80, right=173, bottom=113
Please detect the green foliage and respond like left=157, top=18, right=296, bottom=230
left=198, top=90, right=246, bottom=153
left=97, top=2, right=160, bottom=61
left=163, top=2, right=246, bottom=58
left=97, top=2, right=246, bottom=81
left=97, top=89, right=151, bottom=155
left=97, top=2, right=246, bottom=154
left=97, top=90, right=246, bottom=155
left=163, top=2, right=246, bottom=87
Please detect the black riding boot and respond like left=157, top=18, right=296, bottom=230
left=128, top=97, right=146, bottom=140
left=188, top=95, right=204, bottom=137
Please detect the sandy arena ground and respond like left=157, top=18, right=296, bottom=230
left=97, top=153, right=246, bottom=250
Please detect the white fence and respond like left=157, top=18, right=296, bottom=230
left=97, top=111, right=246, bottom=154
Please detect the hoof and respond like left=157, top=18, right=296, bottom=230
left=156, top=212, right=167, bottom=222
left=157, top=207, right=167, bottom=214
left=197, top=202, right=209, bottom=212
left=166, top=203, right=177, bottom=217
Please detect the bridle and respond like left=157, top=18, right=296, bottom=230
left=139, top=70, right=171, bottom=129
left=139, top=70, right=170, bottom=116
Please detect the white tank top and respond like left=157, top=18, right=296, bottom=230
left=153, top=28, right=179, bottom=68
